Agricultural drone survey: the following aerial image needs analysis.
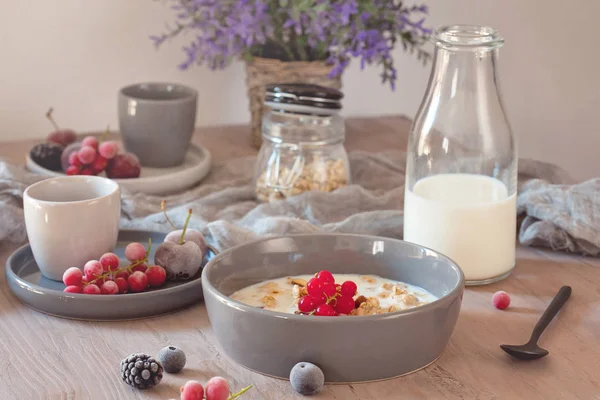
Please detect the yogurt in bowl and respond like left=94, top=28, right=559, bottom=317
left=230, top=273, right=437, bottom=315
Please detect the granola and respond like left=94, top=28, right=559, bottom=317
left=255, top=158, right=348, bottom=202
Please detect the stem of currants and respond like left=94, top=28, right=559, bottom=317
left=45, top=107, right=60, bottom=130
left=161, top=200, right=176, bottom=230
left=84, top=239, right=153, bottom=286
left=179, top=208, right=193, bottom=245
left=227, top=385, right=253, bottom=400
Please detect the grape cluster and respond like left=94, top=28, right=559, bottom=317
left=64, top=135, right=121, bottom=176
left=180, top=377, right=252, bottom=400
left=62, top=240, right=167, bottom=295
left=297, top=270, right=358, bottom=316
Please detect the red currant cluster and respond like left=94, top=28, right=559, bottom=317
left=180, top=377, right=252, bottom=400
left=62, top=239, right=167, bottom=295
left=65, top=135, right=121, bottom=176
left=297, top=270, right=358, bottom=316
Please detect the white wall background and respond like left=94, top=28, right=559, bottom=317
left=1, top=0, right=599, bottom=180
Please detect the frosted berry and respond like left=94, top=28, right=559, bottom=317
left=341, top=281, right=357, bottom=297
left=66, top=165, right=80, bottom=175
left=115, top=270, right=130, bottom=280
left=180, top=380, right=204, bottom=400
left=128, top=271, right=148, bottom=292
left=493, top=291, right=511, bottom=310
left=60, top=142, right=82, bottom=171
left=106, top=152, right=141, bottom=179
left=205, top=376, right=230, bottom=400
left=77, top=146, right=96, bottom=164
left=62, top=267, right=83, bottom=286
left=100, top=280, right=119, bottom=295
left=131, top=262, right=148, bottom=273
left=83, top=260, right=103, bottom=280
left=157, top=346, right=186, bottom=373
left=145, top=266, right=167, bottom=287
left=64, top=285, right=82, bottom=294
left=91, top=155, right=108, bottom=173
left=120, top=353, right=163, bottom=390
left=98, top=141, right=119, bottom=159
left=290, top=362, right=324, bottom=396
left=335, top=295, right=355, bottom=315
left=81, top=136, right=99, bottom=149
left=83, top=284, right=101, bottom=295
left=125, top=242, right=146, bottom=262
left=114, top=277, right=128, bottom=293
left=316, top=270, right=334, bottom=284
left=99, top=252, right=120, bottom=273
left=298, top=296, right=318, bottom=313
left=315, top=304, right=336, bottom=316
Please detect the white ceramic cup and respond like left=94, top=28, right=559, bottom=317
left=23, top=176, right=121, bottom=281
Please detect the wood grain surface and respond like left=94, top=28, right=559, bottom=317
left=0, top=116, right=598, bottom=399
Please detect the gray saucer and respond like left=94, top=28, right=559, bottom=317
left=5, top=230, right=209, bottom=321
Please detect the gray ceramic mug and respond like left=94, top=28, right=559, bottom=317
left=118, top=82, right=198, bottom=168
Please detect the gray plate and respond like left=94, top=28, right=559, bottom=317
left=5, top=230, right=209, bottom=321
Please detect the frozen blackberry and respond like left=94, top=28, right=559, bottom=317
left=120, top=353, right=163, bottom=390
left=30, top=143, right=64, bottom=171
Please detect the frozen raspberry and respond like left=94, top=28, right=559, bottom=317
left=493, top=291, right=511, bottom=310
left=106, top=152, right=141, bottom=179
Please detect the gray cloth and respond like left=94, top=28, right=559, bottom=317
left=1, top=151, right=598, bottom=256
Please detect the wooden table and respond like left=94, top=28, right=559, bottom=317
left=1, top=116, right=598, bottom=399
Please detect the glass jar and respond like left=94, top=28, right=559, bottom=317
left=254, top=83, right=350, bottom=203
left=404, top=25, right=518, bottom=286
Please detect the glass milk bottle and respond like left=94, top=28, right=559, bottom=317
left=404, top=25, right=517, bottom=285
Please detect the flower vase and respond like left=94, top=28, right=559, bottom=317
left=245, top=57, right=342, bottom=149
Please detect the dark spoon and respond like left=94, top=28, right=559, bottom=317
left=500, top=285, right=572, bottom=360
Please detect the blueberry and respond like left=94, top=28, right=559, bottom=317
left=157, top=346, right=186, bottom=374
left=290, top=362, right=324, bottom=396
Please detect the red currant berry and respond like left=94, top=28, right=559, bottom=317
left=82, top=284, right=101, bottom=295
left=99, top=252, right=120, bottom=273
left=128, top=271, right=148, bottom=292
left=298, top=296, right=318, bottom=313
left=145, top=265, right=167, bottom=287
left=316, top=270, right=334, bottom=284
left=131, top=262, right=148, bottom=273
left=63, top=285, right=82, bottom=294
left=306, top=278, right=324, bottom=297
left=315, top=303, right=337, bottom=316
left=66, top=165, right=80, bottom=175
left=310, top=293, right=327, bottom=306
left=114, top=277, right=128, bottom=293
left=341, top=281, right=358, bottom=297
left=100, top=280, right=119, bottom=295
left=322, top=282, right=336, bottom=298
left=493, top=291, right=511, bottom=310
left=335, top=295, right=355, bottom=315
left=62, top=267, right=83, bottom=286
left=115, top=270, right=130, bottom=280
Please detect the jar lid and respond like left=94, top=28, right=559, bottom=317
left=264, top=83, right=343, bottom=115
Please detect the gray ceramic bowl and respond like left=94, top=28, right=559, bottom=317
left=202, top=234, right=464, bottom=383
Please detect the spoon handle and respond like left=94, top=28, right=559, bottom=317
left=529, top=286, right=572, bottom=344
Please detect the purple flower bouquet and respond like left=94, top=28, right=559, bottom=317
left=152, top=0, right=431, bottom=90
